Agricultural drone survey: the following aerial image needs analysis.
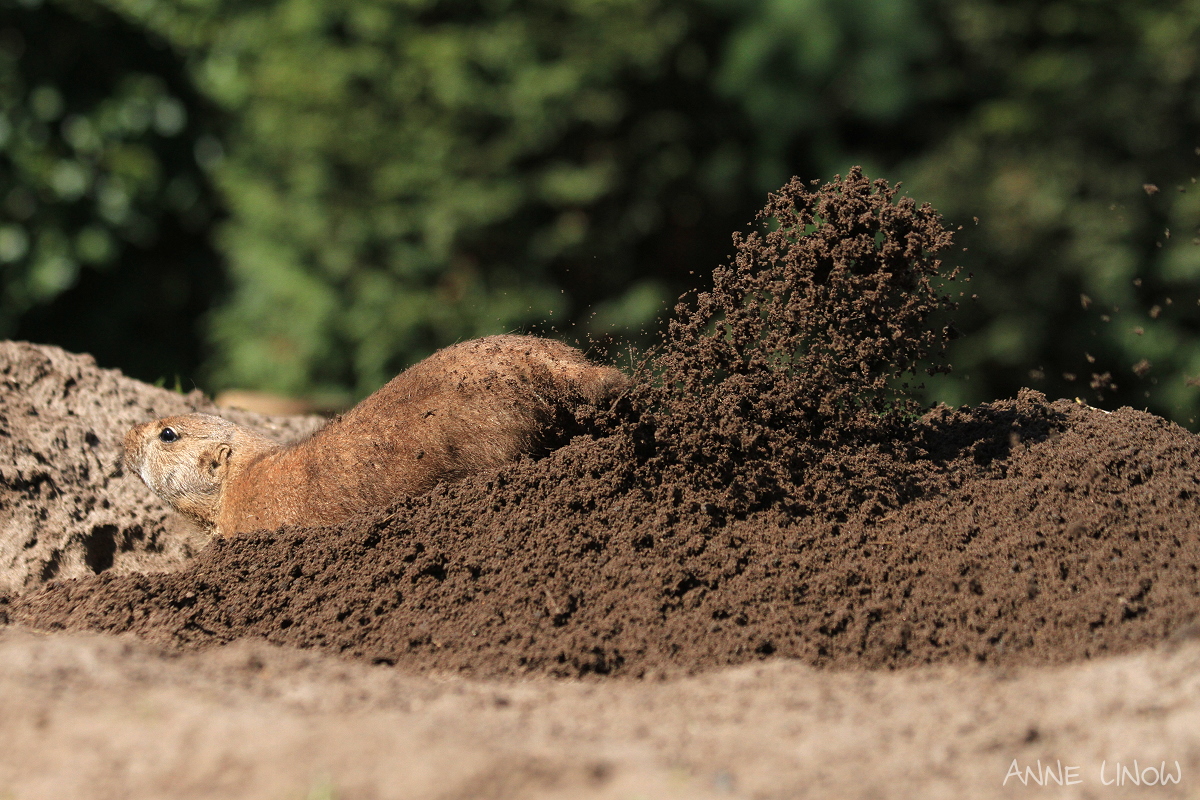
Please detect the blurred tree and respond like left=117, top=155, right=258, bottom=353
left=102, top=0, right=760, bottom=398
left=706, top=0, right=1200, bottom=425
left=702, top=0, right=944, bottom=188
left=0, top=0, right=222, bottom=383
left=900, top=0, right=1200, bottom=424
left=9, top=0, right=1200, bottom=427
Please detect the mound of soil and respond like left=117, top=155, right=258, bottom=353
left=10, top=391, right=1200, bottom=678
left=0, top=342, right=322, bottom=596
left=6, top=170, right=1200, bottom=679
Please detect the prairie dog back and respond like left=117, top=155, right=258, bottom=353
left=124, top=335, right=626, bottom=537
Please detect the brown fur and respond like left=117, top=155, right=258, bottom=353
left=124, top=335, right=627, bottom=537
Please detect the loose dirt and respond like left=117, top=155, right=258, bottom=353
left=2, top=170, right=1199, bottom=798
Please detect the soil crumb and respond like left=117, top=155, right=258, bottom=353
left=6, top=170, right=1200, bottom=679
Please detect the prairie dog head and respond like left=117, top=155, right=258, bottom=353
left=123, top=413, right=276, bottom=532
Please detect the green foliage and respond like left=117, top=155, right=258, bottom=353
left=0, top=0, right=221, bottom=382
left=704, top=0, right=940, bottom=188
left=707, top=0, right=1200, bottom=424
left=899, top=0, right=1200, bottom=423
left=6, top=0, right=1200, bottom=426
left=102, top=0, right=757, bottom=396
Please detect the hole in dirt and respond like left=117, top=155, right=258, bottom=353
left=83, top=525, right=118, bottom=574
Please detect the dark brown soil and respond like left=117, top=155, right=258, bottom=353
left=7, top=170, right=1200, bottom=680
left=11, top=390, right=1200, bottom=678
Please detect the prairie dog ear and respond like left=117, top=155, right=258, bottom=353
left=204, top=443, right=233, bottom=478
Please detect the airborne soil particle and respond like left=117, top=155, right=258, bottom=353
left=8, top=170, right=1200, bottom=680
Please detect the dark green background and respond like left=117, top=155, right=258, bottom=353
left=3, top=0, right=1200, bottom=423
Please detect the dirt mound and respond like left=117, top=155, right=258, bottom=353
left=8, top=171, right=1200, bottom=679
left=11, top=391, right=1200, bottom=677
left=0, top=341, right=322, bottom=596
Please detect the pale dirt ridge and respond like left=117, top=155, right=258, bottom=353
left=0, top=341, right=321, bottom=596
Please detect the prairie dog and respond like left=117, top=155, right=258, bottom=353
left=124, top=335, right=625, bottom=537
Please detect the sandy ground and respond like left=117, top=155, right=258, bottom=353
left=2, top=627, right=1199, bottom=799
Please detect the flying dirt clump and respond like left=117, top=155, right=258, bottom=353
left=626, top=167, right=960, bottom=516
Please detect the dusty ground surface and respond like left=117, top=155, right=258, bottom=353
left=3, top=172, right=1200, bottom=798
left=2, top=628, right=1199, bottom=799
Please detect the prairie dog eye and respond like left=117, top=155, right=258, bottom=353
left=159, top=427, right=179, bottom=443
